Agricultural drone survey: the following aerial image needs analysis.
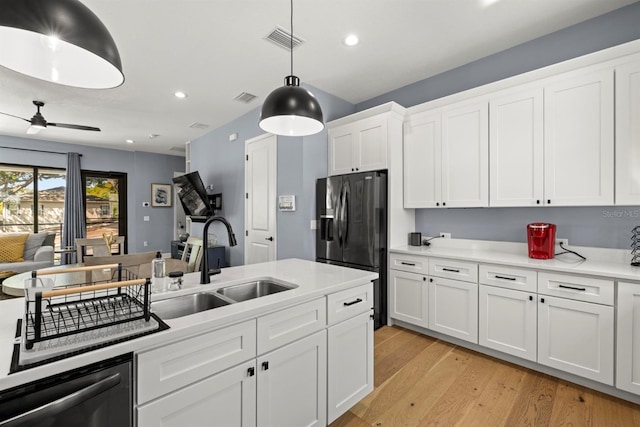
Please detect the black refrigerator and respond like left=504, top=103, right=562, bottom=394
left=316, top=170, right=387, bottom=329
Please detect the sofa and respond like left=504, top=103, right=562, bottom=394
left=0, top=232, right=55, bottom=274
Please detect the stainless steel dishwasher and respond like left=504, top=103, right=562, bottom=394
left=0, top=353, right=132, bottom=427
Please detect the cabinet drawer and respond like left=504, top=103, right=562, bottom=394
left=257, top=297, right=326, bottom=354
left=538, top=272, right=613, bottom=305
left=389, top=252, right=428, bottom=274
left=327, top=283, right=373, bottom=325
left=429, top=257, right=478, bottom=283
left=137, top=319, right=256, bottom=404
left=479, top=264, right=537, bottom=292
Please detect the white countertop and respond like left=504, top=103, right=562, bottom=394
left=391, top=238, right=640, bottom=281
left=0, top=258, right=377, bottom=391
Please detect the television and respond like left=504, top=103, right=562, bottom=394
left=172, top=171, right=214, bottom=221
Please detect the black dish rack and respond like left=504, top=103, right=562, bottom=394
left=24, top=263, right=151, bottom=350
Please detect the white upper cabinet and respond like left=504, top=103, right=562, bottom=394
left=544, top=68, right=614, bottom=206
left=441, top=100, right=489, bottom=208
left=403, top=110, right=441, bottom=208
left=328, top=116, right=388, bottom=176
left=489, top=88, right=544, bottom=207
left=615, top=60, right=640, bottom=205
left=404, top=99, right=488, bottom=208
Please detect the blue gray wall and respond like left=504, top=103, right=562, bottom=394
left=357, top=2, right=640, bottom=250
left=0, top=136, right=184, bottom=253
left=189, top=85, right=353, bottom=266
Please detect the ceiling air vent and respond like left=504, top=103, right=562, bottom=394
left=188, top=122, right=209, bottom=130
left=234, top=92, right=257, bottom=103
left=170, top=146, right=186, bottom=153
left=264, top=26, right=305, bottom=51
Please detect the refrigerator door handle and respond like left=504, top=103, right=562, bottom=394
left=342, top=184, right=349, bottom=246
left=336, top=185, right=343, bottom=246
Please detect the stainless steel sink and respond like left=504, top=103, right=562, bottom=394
left=215, top=280, right=297, bottom=302
left=151, top=292, right=231, bottom=319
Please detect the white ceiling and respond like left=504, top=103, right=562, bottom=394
left=0, top=0, right=635, bottom=156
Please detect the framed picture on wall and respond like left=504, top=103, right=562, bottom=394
left=151, top=183, right=172, bottom=207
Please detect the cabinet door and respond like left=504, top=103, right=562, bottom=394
left=615, top=60, right=640, bottom=205
left=441, top=100, right=489, bottom=207
left=257, top=331, right=327, bottom=427
left=489, top=88, right=544, bottom=207
left=478, top=285, right=537, bottom=361
left=616, top=282, right=640, bottom=394
left=389, top=269, right=429, bottom=327
left=403, top=111, right=442, bottom=208
left=357, top=116, right=388, bottom=172
left=429, top=277, right=478, bottom=343
left=544, top=68, right=614, bottom=206
left=327, top=311, right=374, bottom=423
left=538, top=295, right=613, bottom=385
left=137, top=361, right=257, bottom=427
left=328, top=124, right=356, bottom=176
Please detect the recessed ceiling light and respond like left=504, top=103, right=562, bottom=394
left=174, top=91, right=188, bottom=99
left=125, top=139, right=134, bottom=144
left=343, top=34, right=359, bottom=47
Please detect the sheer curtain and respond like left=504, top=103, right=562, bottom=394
left=61, top=153, right=86, bottom=264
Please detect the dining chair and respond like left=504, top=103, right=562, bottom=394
left=75, top=236, right=125, bottom=264
left=181, top=236, right=203, bottom=273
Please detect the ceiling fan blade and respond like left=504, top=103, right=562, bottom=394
left=47, top=122, right=101, bottom=132
left=0, top=111, right=31, bottom=122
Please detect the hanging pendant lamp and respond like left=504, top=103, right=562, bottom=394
left=0, top=0, right=124, bottom=89
left=259, top=0, right=324, bottom=136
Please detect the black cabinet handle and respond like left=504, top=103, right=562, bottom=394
left=247, top=367, right=255, bottom=377
left=442, top=268, right=460, bottom=273
left=540, top=297, right=545, bottom=303
left=529, top=295, right=533, bottom=301
left=429, top=278, right=433, bottom=283
left=495, top=275, right=516, bottom=281
left=536, top=200, right=540, bottom=205
left=265, top=236, right=274, bottom=241
left=344, top=298, right=363, bottom=307
left=423, top=277, right=426, bottom=281
left=262, top=361, right=269, bottom=370
left=442, top=202, right=446, bottom=206
left=401, top=262, right=416, bottom=266
left=558, top=284, right=586, bottom=292
left=547, top=199, right=551, bottom=204
left=436, top=202, right=440, bottom=206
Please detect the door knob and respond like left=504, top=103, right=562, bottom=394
left=265, top=236, right=274, bottom=241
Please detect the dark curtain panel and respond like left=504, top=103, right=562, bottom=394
left=61, top=152, right=86, bottom=264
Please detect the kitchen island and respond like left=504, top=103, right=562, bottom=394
left=0, top=258, right=377, bottom=426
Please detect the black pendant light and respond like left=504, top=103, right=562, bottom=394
left=259, top=0, right=324, bottom=136
left=0, top=0, right=124, bottom=89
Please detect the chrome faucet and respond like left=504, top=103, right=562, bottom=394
left=201, top=216, right=238, bottom=284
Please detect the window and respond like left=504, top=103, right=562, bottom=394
left=0, top=165, right=65, bottom=241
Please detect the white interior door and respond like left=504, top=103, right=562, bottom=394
left=245, top=134, right=277, bottom=264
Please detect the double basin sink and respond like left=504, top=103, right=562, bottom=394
left=151, top=280, right=297, bottom=319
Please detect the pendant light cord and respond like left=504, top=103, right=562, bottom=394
left=290, top=0, right=294, bottom=76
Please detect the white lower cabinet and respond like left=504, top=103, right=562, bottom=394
left=429, top=277, right=478, bottom=343
left=257, top=330, right=327, bottom=427
left=616, top=282, right=640, bottom=394
left=478, top=285, right=537, bottom=361
left=138, top=361, right=257, bottom=427
left=327, top=311, right=374, bottom=423
left=389, top=269, right=429, bottom=327
left=537, top=294, right=614, bottom=385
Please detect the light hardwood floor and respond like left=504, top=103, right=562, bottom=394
left=330, top=326, right=640, bottom=427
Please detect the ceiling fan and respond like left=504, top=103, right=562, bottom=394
left=0, top=100, right=101, bottom=134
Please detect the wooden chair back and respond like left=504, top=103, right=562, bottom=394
left=75, top=236, right=125, bottom=263
left=181, top=236, right=203, bottom=272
